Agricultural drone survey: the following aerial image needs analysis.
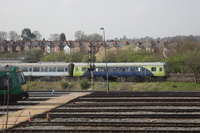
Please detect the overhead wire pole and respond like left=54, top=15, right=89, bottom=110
left=100, top=28, right=109, bottom=93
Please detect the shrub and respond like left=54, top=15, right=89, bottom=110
left=80, top=80, right=90, bottom=90
left=60, top=81, right=70, bottom=89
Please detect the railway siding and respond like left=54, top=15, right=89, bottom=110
left=3, top=91, right=200, bottom=133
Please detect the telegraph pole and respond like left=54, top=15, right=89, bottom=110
left=88, top=44, right=95, bottom=90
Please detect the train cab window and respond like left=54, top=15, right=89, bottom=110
left=151, top=67, right=156, bottom=71
left=41, top=67, right=48, bottom=72
left=17, top=72, right=26, bottom=85
left=82, top=67, right=86, bottom=71
left=49, top=67, right=56, bottom=72
left=159, top=67, right=162, bottom=71
left=0, top=76, right=9, bottom=90
left=57, top=67, right=64, bottom=72
left=33, top=67, right=40, bottom=72
left=22, top=67, right=28, bottom=72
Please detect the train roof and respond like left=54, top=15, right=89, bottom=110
left=0, top=62, right=167, bottom=67
left=74, top=62, right=167, bottom=66
left=0, top=62, right=72, bottom=67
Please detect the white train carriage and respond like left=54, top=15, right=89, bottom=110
left=0, top=62, right=74, bottom=77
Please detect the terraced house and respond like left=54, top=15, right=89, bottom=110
left=0, top=40, right=178, bottom=58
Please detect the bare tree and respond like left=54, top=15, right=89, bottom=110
left=48, top=34, right=59, bottom=41
left=88, top=33, right=102, bottom=42
left=0, top=31, right=8, bottom=41
left=32, top=30, right=42, bottom=40
left=74, top=30, right=86, bottom=41
left=8, top=31, right=20, bottom=41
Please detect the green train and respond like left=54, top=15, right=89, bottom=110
left=0, top=65, right=29, bottom=103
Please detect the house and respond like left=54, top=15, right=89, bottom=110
left=64, top=43, right=74, bottom=54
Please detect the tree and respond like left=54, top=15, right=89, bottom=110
left=74, top=30, right=86, bottom=41
left=88, top=33, right=102, bottom=42
left=21, top=28, right=36, bottom=41
left=8, top=31, right=20, bottom=41
left=21, top=49, right=43, bottom=61
left=48, top=34, right=59, bottom=41
left=0, top=31, right=7, bottom=41
left=60, top=33, right=66, bottom=41
left=32, top=30, right=42, bottom=40
left=41, top=51, right=67, bottom=62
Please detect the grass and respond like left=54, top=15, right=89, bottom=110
left=27, top=81, right=200, bottom=91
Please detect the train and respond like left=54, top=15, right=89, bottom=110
left=0, top=65, right=29, bottom=103
left=0, top=62, right=169, bottom=82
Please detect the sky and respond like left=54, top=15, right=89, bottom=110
left=1, top=0, right=200, bottom=40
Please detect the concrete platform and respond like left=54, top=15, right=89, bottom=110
left=0, top=92, right=91, bottom=130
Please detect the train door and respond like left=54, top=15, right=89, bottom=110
left=158, top=66, right=163, bottom=76
left=134, top=67, right=142, bottom=76
left=141, top=67, right=147, bottom=76
left=28, top=67, right=33, bottom=76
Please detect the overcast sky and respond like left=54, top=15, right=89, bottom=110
left=1, top=0, right=200, bottom=40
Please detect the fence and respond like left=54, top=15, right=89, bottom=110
left=167, top=73, right=200, bottom=83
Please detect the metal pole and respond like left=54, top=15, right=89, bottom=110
left=100, top=28, right=109, bottom=93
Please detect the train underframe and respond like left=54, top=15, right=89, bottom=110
left=25, top=76, right=168, bottom=82
left=0, top=92, right=29, bottom=104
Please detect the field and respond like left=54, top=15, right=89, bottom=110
left=27, top=81, right=200, bottom=91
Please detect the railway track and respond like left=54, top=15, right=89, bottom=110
left=2, top=91, right=200, bottom=133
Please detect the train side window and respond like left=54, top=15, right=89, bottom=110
left=29, top=68, right=32, bottom=72
left=142, top=67, right=145, bottom=72
left=33, top=67, right=39, bottom=72
left=99, top=67, right=105, bottom=71
left=135, top=67, right=138, bottom=72
left=108, top=67, right=113, bottom=71
left=49, top=67, right=56, bottom=72
left=22, top=67, right=28, bottom=72
left=76, top=68, right=78, bottom=71
left=57, top=67, right=64, bottom=72
left=159, top=67, right=162, bottom=71
left=95, top=68, right=99, bottom=71
left=116, top=67, right=120, bottom=71
left=82, top=67, right=86, bottom=71
left=41, top=67, right=48, bottom=72
left=65, top=67, right=68, bottom=71
left=151, top=67, right=156, bottom=71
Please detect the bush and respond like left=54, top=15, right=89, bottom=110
left=60, top=81, right=70, bottom=89
left=80, top=80, right=90, bottom=90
